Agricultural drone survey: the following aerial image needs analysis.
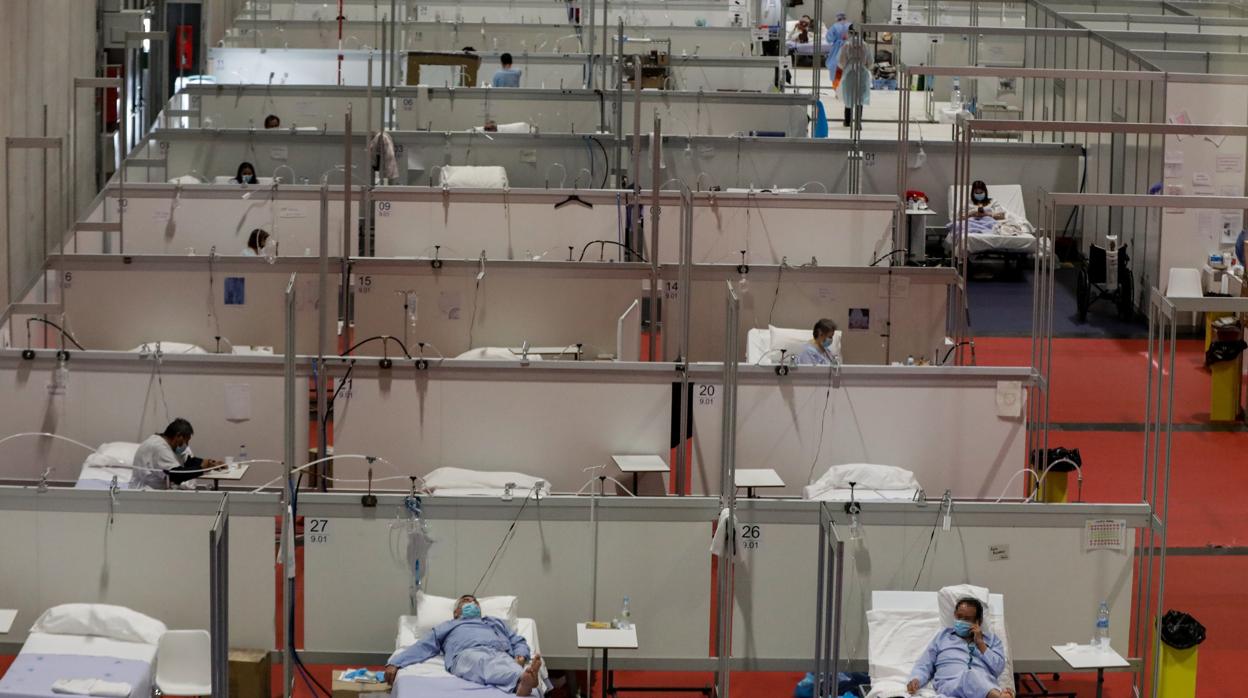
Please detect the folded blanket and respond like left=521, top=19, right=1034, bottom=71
left=51, top=678, right=133, bottom=697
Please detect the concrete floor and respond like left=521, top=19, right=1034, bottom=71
left=786, top=65, right=962, bottom=140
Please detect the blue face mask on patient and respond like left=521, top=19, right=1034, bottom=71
left=460, top=602, right=482, bottom=619
left=174, top=444, right=188, bottom=455
left=972, top=192, right=987, bottom=203
left=953, top=620, right=973, bottom=637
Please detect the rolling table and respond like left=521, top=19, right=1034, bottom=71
left=734, top=468, right=785, bottom=498
left=1051, top=643, right=1130, bottom=698
left=0, top=609, right=16, bottom=634
left=612, top=455, right=669, bottom=495
left=201, top=463, right=251, bottom=490
left=577, top=624, right=638, bottom=698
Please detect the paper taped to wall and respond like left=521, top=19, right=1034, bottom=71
left=225, top=383, right=252, bottom=422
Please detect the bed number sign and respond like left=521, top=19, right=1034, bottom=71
left=697, top=384, right=716, bottom=406
left=739, top=524, right=762, bottom=550
left=377, top=200, right=392, bottom=217
left=308, top=518, right=330, bottom=544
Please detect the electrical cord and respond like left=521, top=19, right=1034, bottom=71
left=806, top=358, right=838, bottom=485
left=589, top=137, right=609, bottom=189
left=578, top=240, right=647, bottom=263
left=911, top=498, right=946, bottom=590
left=767, top=260, right=786, bottom=326
left=25, top=318, right=86, bottom=351
left=471, top=483, right=541, bottom=596
left=321, top=360, right=356, bottom=428
left=869, top=249, right=907, bottom=267
left=341, top=335, right=412, bottom=359
left=940, top=340, right=974, bottom=366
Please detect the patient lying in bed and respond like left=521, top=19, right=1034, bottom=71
left=385, top=594, right=543, bottom=696
left=906, top=598, right=1013, bottom=698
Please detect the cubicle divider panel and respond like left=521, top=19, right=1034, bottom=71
left=0, top=489, right=277, bottom=651
left=729, top=504, right=1137, bottom=668
left=394, top=88, right=603, bottom=133
left=400, top=21, right=752, bottom=55
left=0, top=354, right=307, bottom=487
left=157, top=129, right=371, bottom=187
left=408, top=0, right=743, bottom=27
left=689, top=367, right=1031, bottom=498
left=190, top=87, right=383, bottom=130
left=350, top=262, right=648, bottom=361
left=54, top=259, right=331, bottom=354
left=299, top=496, right=716, bottom=664
left=370, top=192, right=623, bottom=258
left=680, top=199, right=896, bottom=267
left=672, top=267, right=954, bottom=364
left=207, top=48, right=386, bottom=88
left=327, top=363, right=675, bottom=492
left=79, top=185, right=349, bottom=257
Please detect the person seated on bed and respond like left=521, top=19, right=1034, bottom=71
left=131, top=418, right=224, bottom=489
left=963, top=181, right=1006, bottom=222
left=384, top=594, right=543, bottom=695
left=788, top=15, right=815, bottom=44
left=906, top=597, right=1013, bottom=698
left=795, top=318, right=839, bottom=366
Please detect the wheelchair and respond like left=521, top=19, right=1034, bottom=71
left=1076, top=242, right=1134, bottom=323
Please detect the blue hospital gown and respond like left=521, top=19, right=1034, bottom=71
left=388, top=616, right=531, bottom=691
left=795, top=342, right=833, bottom=366
left=908, top=628, right=1006, bottom=698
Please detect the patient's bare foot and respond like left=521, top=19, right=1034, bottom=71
left=516, top=654, right=542, bottom=696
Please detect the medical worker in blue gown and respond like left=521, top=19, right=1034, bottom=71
left=838, top=26, right=873, bottom=128
left=906, top=598, right=1013, bottom=698
left=825, top=12, right=851, bottom=90
left=385, top=594, right=543, bottom=695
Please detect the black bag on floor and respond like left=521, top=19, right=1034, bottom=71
left=1160, top=610, right=1206, bottom=649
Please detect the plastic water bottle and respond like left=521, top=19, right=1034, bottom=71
left=617, top=597, right=632, bottom=629
left=951, top=77, right=963, bottom=109
left=1094, top=601, right=1110, bottom=648
left=237, top=444, right=248, bottom=465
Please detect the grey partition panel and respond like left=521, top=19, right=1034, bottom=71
left=301, top=498, right=714, bottom=662
left=350, top=265, right=646, bottom=362
left=55, top=263, right=331, bottom=354
left=329, top=365, right=673, bottom=492
left=690, top=368, right=1030, bottom=499
left=672, top=268, right=954, bottom=365
left=0, top=492, right=276, bottom=650
left=0, top=356, right=306, bottom=487
left=730, top=521, right=820, bottom=663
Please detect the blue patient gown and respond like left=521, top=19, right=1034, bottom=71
left=795, top=342, right=833, bottom=366
left=389, top=616, right=531, bottom=691
left=908, top=629, right=1006, bottom=698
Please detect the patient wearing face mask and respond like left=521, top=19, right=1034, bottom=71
left=384, top=594, right=543, bottom=695
left=906, top=598, right=1013, bottom=698
left=964, top=180, right=1006, bottom=221
left=796, top=318, right=840, bottom=366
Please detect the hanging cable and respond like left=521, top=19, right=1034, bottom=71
left=25, top=318, right=86, bottom=351
left=577, top=240, right=647, bottom=262
left=806, top=358, right=838, bottom=484
left=471, top=483, right=541, bottom=596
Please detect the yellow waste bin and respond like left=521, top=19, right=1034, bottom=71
left=1210, top=356, right=1243, bottom=421
left=1157, top=644, right=1198, bottom=698
left=1038, top=471, right=1069, bottom=503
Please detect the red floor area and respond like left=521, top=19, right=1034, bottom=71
left=974, top=337, right=1216, bottom=424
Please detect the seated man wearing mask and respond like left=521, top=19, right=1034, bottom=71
left=131, top=418, right=223, bottom=489
left=384, top=594, right=543, bottom=696
left=796, top=318, right=839, bottom=366
left=906, top=597, right=1013, bottom=698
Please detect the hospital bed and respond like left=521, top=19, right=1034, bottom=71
left=943, top=184, right=1038, bottom=263
left=424, top=467, right=551, bottom=498
left=746, top=326, right=843, bottom=366
left=866, top=587, right=1014, bottom=698
left=0, top=604, right=164, bottom=698
left=129, top=342, right=275, bottom=356
left=392, top=593, right=552, bottom=697
left=804, top=463, right=921, bottom=501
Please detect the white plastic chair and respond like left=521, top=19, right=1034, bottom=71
left=155, top=629, right=212, bottom=696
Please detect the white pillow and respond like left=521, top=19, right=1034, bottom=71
left=812, top=464, right=920, bottom=492
left=96, top=442, right=141, bottom=465
left=937, top=584, right=991, bottom=628
left=424, top=467, right=550, bottom=496
left=399, top=592, right=520, bottom=649
left=472, top=122, right=532, bottom=134
left=768, top=325, right=811, bottom=356
left=31, top=604, right=167, bottom=645
left=454, top=347, right=542, bottom=361
left=440, top=165, right=509, bottom=189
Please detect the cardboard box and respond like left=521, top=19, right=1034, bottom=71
left=407, top=51, right=480, bottom=87
left=228, top=648, right=271, bottom=698
left=331, top=670, right=392, bottom=697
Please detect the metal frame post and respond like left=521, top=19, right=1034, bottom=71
left=4, top=132, right=63, bottom=306
left=715, top=281, right=741, bottom=698
left=317, top=184, right=330, bottom=461
left=281, top=273, right=297, bottom=698
left=673, top=187, right=694, bottom=495
left=70, top=78, right=122, bottom=255
left=209, top=493, right=230, bottom=698
left=648, top=113, right=662, bottom=361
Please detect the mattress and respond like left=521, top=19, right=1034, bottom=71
left=944, top=183, right=1037, bottom=255
left=393, top=618, right=549, bottom=698
left=805, top=487, right=920, bottom=502
left=788, top=41, right=833, bottom=56
left=0, top=633, right=155, bottom=698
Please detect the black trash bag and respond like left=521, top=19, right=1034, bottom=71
left=1160, top=610, right=1207, bottom=649
left=1205, top=339, right=1247, bottom=366
left=1030, top=447, right=1082, bottom=473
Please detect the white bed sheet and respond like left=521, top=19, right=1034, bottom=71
left=395, top=618, right=551, bottom=689
left=19, top=632, right=157, bottom=663
left=805, top=488, right=919, bottom=502
left=944, top=184, right=1037, bottom=255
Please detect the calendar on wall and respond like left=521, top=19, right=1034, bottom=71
left=1084, top=519, right=1127, bottom=552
